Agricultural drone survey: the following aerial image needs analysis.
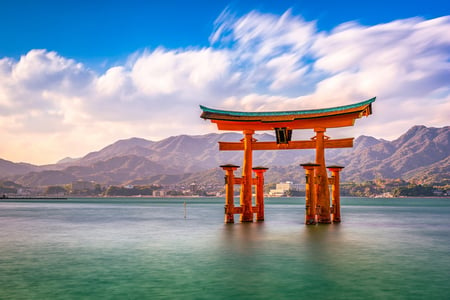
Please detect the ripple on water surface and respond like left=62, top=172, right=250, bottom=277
left=0, top=197, right=449, bottom=299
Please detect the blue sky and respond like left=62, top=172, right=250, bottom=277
left=2, top=0, right=448, bottom=63
left=1, top=0, right=449, bottom=164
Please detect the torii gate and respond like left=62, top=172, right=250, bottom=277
left=200, top=97, right=375, bottom=224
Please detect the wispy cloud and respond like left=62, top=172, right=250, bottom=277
left=0, top=11, right=449, bottom=164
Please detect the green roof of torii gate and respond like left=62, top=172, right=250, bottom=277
left=200, top=97, right=375, bottom=118
left=200, top=97, right=376, bottom=130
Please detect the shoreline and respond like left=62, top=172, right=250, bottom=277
left=1, top=196, right=68, bottom=200
left=1, top=195, right=448, bottom=200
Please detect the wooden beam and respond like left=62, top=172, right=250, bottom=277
left=234, top=178, right=242, bottom=185
left=233, top=207, right=243, bottom=214
left=219, top=138, right=353, bottom=151
left=211, top=112, right=362, bottom=131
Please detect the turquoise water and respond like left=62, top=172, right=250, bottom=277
left=1, top=197, right=449, bottom=299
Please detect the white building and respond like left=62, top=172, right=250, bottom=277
left=269, top=181, right=303, bottom=197
left=153, top=190, right=166, bottom=197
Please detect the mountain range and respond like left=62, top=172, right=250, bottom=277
left=1, top=125, right=448, bottom=187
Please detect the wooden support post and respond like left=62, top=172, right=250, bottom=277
left=327, top=165, right=344, bottom=223
left=253, top=167, right=268, bottom=221
left=314, top=128, right=332, bottom=223
left=240, top=130, right=255, bottom=222
left=300, top=163, right=320, bottom=225
left=220, top=164, right=240, bottom=223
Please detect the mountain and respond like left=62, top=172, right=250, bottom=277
left=79, top=137, right=155, bottom=165
left=1, top=125, right=448, bottom=186
left=57, top=157, right=79, bottom=164
left=328, top=125, right=449, bottom=182
left=12, top=170, right=77, bottom=186
left=0, top=158, right=40, bottom=176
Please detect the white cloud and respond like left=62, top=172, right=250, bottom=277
left=96, top=66, right=131, bottom=96
left=211, top=10, right=317, bottom=93
left=311, top=16, right=450, bottom=98
left=10, top=49, right=92, bottom=94
left=0, top=11, right=449, bottom=164
left=131, top=48, right=232, bottom=97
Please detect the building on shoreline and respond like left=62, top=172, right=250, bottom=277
left=269, top=181, right=303, bottom=197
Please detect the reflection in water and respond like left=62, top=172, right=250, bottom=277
left=1, top=198, right=449, bottom=299
left=217, top=222, right=360, bottom=298
left=222, top=222, right=267, bottom=254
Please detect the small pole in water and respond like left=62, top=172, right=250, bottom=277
left=184, top=201, right=187, bottom=219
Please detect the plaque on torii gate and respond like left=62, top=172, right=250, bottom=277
left=200, top=97, right=375, bottom=224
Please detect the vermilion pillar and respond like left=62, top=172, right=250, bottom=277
left=253, top=167, right=268, bottom=221
left=240, top=130, right=254, bottom=222
left=327, top=165, right=344, bottom=223
left=314, top=128, right=332, bottom=224
left=220, top=164, right=240, bottom=223
left=301, top=163, right=320, bottom=225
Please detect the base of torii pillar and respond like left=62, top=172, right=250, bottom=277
left=220, top=164, right=268, bottom=223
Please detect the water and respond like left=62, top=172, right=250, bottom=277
left=1, top=197, right=449, bottom=299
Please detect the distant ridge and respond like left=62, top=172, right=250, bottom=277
left=57, top=157, right=80, bottom=164
left=0, top=158, right=41, bottom=177
left=0, top=125, right=448, bottom=186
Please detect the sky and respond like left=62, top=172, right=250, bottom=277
left=1, top=0, right=449, bottom=165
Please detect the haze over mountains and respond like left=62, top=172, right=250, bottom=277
left=1, top=125, right=448, bottom=187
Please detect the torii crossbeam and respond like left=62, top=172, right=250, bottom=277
left=200, top=97, right=375, bottom=224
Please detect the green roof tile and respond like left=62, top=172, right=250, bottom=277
left=200, top=97, right=375, bottom=117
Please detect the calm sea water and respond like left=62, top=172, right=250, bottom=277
left=1, top=197, right=449, bottom=299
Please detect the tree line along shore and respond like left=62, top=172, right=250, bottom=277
left=1, top=178, right=448, bottom=198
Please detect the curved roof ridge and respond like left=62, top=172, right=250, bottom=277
left=200, top=97, right=376, bottom=117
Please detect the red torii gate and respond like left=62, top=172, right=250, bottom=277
left=200, top=97, right=375, bottom=224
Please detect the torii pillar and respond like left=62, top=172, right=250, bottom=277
left=240, top=130, right=254, bottom=222
left=328, top=165, right=344, bottom=222
left=300, top=163, right=320, bottom=225
left=253, top=166, right=269, bottom=221
left=220, top=164, right=240, bottom=223
left=314, top=128, right=332, bottom=224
